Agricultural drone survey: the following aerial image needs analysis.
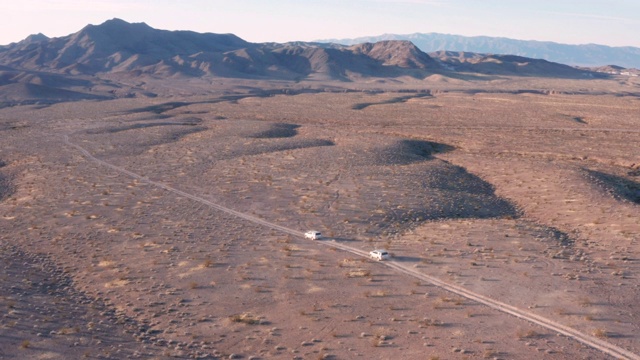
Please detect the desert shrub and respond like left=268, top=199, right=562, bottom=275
left=229, top=313, right=262, bottom=325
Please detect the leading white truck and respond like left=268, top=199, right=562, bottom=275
left=304, top=230, right=322, bottom=240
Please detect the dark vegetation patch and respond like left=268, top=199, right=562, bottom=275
left=0, top=160, right=12, bottom=201
left=126, top=89, right=332, bottom=114
left=585, top=169, right=640, bottom=204
left=133, top=126, right=208, bottom=149
left=0, top=244, right=160, bottom=358
left=126, top=95, right=260, bottom=114
left=225, top=139, right=335, bottom=159
left=352, top=92, right=432, bottom=110
left=364, top=161, right=520, bottom=237
left=277, top=135, right=512, bottom=237
left=0, top=159, right=13, bottom=199
left=424, top=163, right=505, bottom=196
left=83, top=126, right=209, bottom=157
left=85, top=118, right=203, bottom=134
left=83, top=121, right=332, bottom=160
left=248, top=123, right=299, bottom=139
left=512, top=222, right=578, bottom=260
left=344, top=139, right=455, bottom=166
left=518, top=222, right=574, bottom=248
left=0, top=121, right=30, bottom=131
left=376, top=139, right=455, bottom=165
left=135, top=114, right=174, bottom=121
left=180, top=120, right=334, bottom=159
left=0, top=174, right=8, bottom=198
left=130, top=101, right=193, bottom=114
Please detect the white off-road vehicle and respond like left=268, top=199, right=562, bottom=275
left=304, top=230, right=322, bottom=240
left=369, top=249, right=390, bottom=261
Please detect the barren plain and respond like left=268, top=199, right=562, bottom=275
left=1, top=75, right=639, bottom=359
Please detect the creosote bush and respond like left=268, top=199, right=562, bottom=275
left=230, top=313, right=262, bottom=325
left=593, top=328, right=609, bottom=338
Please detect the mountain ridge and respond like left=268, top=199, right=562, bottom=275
left=0, top=19, right=444, bottom=79
left=0, top=19, right=602, bottom=81
left=0, top=19, right=615, bottom=106
left=319, top=33, right=640, bottom=68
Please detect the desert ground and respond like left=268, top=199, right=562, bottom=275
left=0, top=75, right=639, bottom=359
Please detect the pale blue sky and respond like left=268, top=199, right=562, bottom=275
left=1, top=0, right=638, bottom=47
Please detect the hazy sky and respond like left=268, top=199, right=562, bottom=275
left=1, top=0, right=638, bottom=47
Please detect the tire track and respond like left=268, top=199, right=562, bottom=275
left=63, top=135, right=302, bottom=237
left=63, top=134, right=639, bottom=360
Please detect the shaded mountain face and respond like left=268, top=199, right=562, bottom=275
left=580, top=65, right=640, bottom=76
left=0, top=66, right=134, bottom=106
left=430, top=51, right=594, bottom=78
left=0, top=18, right=439, bottom=80
left=320, top=33, right=640, bottom=69
left=267, top=41, right=439, bottom=80
left=0, top=19, right=250, bottom=75
left=349, top=40, right=438, bottom=69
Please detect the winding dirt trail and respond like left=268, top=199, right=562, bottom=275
left=63, top=134, right=640, bottom=360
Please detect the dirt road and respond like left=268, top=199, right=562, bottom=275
left=64, top=133, right=640, bottom=360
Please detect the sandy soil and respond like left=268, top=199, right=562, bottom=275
left=0, top=76, right=639, bottom=359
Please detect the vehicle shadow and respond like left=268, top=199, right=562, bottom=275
left=326, top=237, right=359, bottom=242
left=391, top=255, right=422, bottom=262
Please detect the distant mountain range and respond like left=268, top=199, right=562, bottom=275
left=0, top=19, right=625, bottom=105
left=0, top=19, right=606, bottom=80
left=0, top=19, right=448, bottom=81
left=320, top=33, right=640, bottom=69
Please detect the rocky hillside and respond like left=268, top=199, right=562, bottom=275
left=0, top=19, right=439, bottom=80
left=321, top=32, right=640, bottom=68
left=430, top=51, right=592, bottom=78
